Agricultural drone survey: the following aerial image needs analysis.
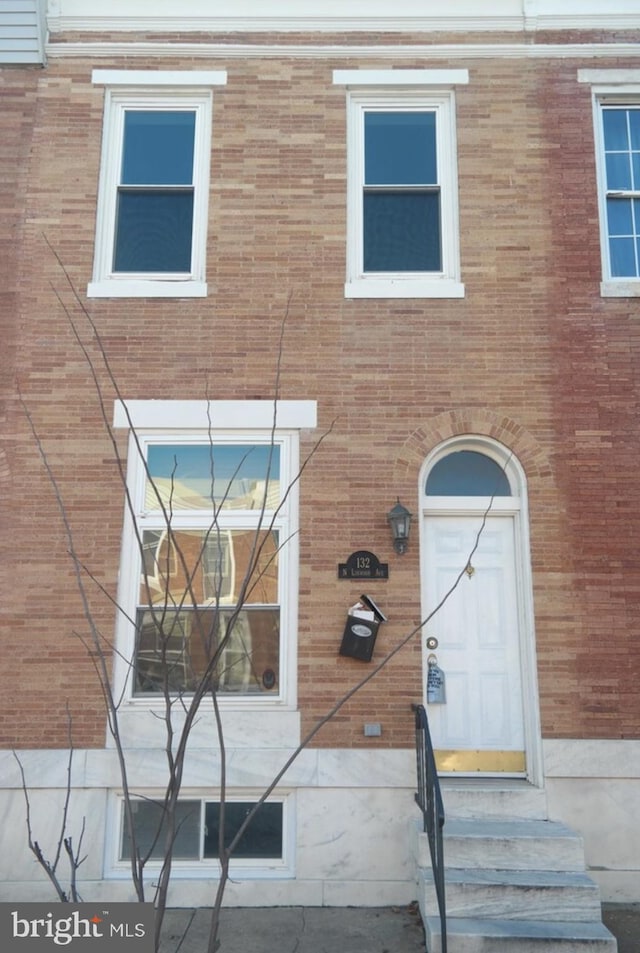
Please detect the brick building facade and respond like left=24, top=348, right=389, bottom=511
left=1, top=0, right=639, bottom=911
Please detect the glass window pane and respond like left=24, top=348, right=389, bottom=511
left=120, top=800, right=200, bottom=861
left=135, top=607, right=280, bottom=695
left=135, top=608, right=194, bottom=692
left=607, top=196, right=633, bottom=235
left=204, top=802, right=283, bottom=859
left=121, top=111, right=195, bottom=185
left=145, top=444, right=281, bottom=511
left=605, top=152, right=632, bottom=191
left=426, top=451, right=512, bottom=496
left=629, top=108, right=640, bottom=151
left=633, top=153, right=640, bottom=191
left=365, top=111, right=437, bottom=185
left=139, top=529, right=279, bottom=606
left=363, top=191, right=441, bottom=272
left=609, top=236, right=637, bottom=277
left=603, top=108, right=629, bottom=152
left=113, top=190, right=194, bottom=272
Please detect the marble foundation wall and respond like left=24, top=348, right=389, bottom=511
left=544, top=739, right=640, bottom=903
left=0, top=742, right=637, bottom=904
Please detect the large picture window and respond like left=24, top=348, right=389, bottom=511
left=113, top=399, right=316, bottom=711
left=133, top=441, right=284, bottom=697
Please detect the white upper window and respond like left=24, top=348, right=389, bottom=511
left=88, top=71, right=226, bottom=298
left=579, top=70, right=640, bottom=297
left=334, top=70, right=467, bottom=299
left=597, top=103, right=640, bottom=283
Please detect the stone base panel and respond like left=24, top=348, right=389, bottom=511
left=0, top=742, right=637, bottom=904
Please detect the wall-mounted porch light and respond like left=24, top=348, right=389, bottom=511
left=387, top=498, right=412, bottom=555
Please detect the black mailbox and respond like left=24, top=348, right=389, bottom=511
left=339, top=594, right=387, bottom=662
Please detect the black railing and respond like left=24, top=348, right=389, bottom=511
left=413, top=703, right=447, bottom=953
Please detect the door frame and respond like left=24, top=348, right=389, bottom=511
left=418, top=435, right=544, bottom=787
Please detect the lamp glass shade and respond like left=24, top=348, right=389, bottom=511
left=387, top=499, right=412, bottom=549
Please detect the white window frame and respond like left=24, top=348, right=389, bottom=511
left=579, top=69, right=640, bottom=298
left=106, top=790, right=295, bottom=879
left=333, top=70, right=467, bottom=300
left=112, top=400, right=317, bottom=711
left=88, top=70, right=227, bottom=299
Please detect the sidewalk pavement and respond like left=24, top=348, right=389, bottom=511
left=159, top=903, right=640, bottom=953
left=602, top=904, right=640, bottom=953
left=159, top=905, right=426, bottom=953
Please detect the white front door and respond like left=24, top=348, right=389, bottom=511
left=423, top=513, right=526, bottom=775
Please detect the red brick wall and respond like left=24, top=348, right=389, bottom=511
left=3, top=37, right=640, bottom=748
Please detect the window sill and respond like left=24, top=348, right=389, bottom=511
left=600, top=279, right=640, bottom=298
left=107, top=860, right=293, bottom=880
left=127, top=695, right=291, bottom=709
left=345, top=277, right=465, bottom=299
left=87, top=279, right=207, bottom=299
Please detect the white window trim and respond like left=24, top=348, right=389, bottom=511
left=105, top=789, right=295, bottom=880
left=578, top=70, right=640, bottom=297
left=334, top=69, right=467, bottom=300
left=112, top=399, right=316, bottom=711
left=88, top=72, right=227, bottom=299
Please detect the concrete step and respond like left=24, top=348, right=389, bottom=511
left=439, top=818, right=586, bottom=872
left=420, top=867, right=603, bottom=921
left=441, top=781, right=548, bottom=820
left=424, top=915, right=617, bottom=953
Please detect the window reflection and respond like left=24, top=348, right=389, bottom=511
left=135, top=528, right=280, bottom=694
left=145, top=444, right=281, bottom=511
left=135, top=607, right=280, bottom=694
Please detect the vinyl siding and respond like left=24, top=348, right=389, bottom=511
left=0, top=0, right=45, bottom=64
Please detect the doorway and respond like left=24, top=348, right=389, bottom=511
left=420, top=439, right=542, bottom=781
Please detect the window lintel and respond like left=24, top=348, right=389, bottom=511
left=112, top=399, right=318, bottom=431
left=578, top=69, right=640, bottom=87
left=92, top=69, right=228, bottom=87
left=333, top=68, right=469, bottom=87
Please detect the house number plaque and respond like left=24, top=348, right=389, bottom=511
left=338, top=550, right=389, bottom=580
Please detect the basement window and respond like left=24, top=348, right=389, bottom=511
left=116, top=796, right=288, bottom=873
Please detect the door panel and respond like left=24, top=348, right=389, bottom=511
left=424, top=515, right=525, bottom=772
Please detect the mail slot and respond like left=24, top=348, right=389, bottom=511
left=339, top=595, right=387, bottom=662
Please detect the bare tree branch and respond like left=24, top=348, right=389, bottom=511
left=12, top=703, right=86, bottom=902
left=21, top=245, right=506, bottom=953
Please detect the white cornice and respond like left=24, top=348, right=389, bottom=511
left=44, top=0, right=640, bottom=34
left=46, top=15, right=640, bottom=34
left=46, top=42, right=640, bottom=61
left=48, top=17, right=528, bottom=34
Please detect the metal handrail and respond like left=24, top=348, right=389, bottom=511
left=412, top=703, right=447, bottom=953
